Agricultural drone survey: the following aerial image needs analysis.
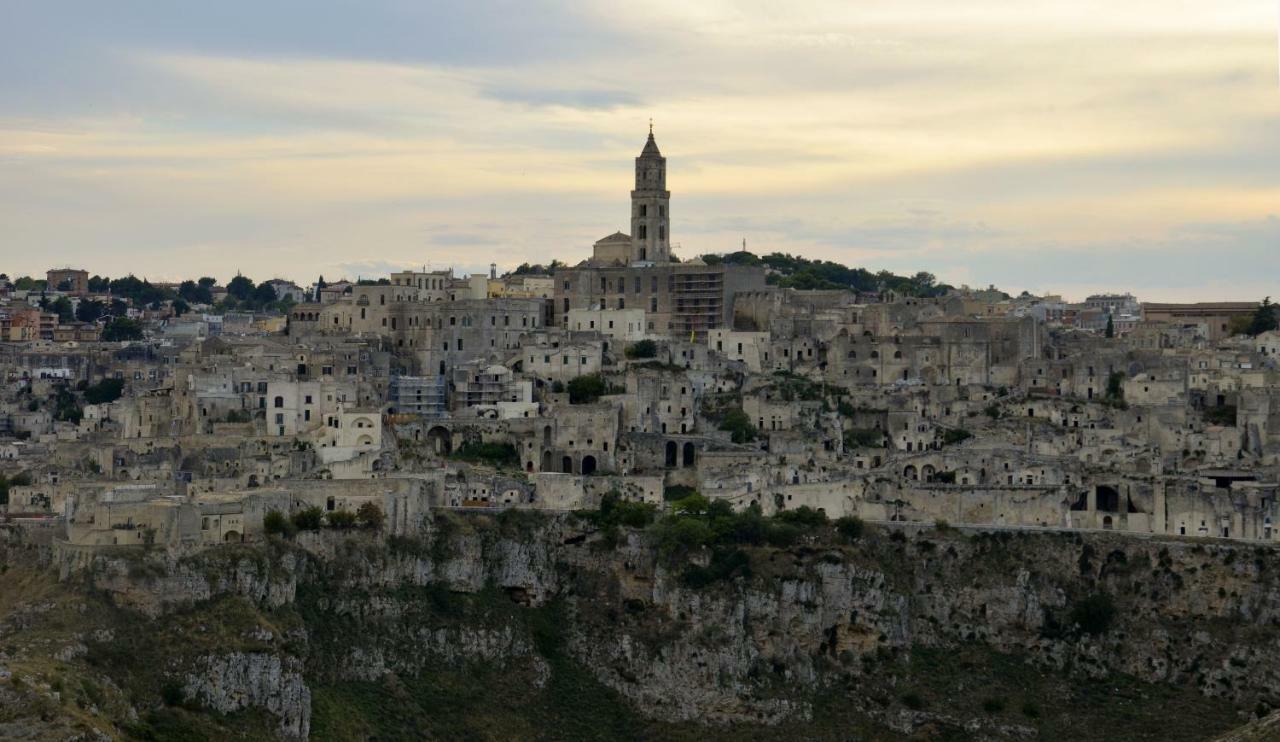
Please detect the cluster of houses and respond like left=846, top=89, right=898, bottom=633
left=4, top=132, right=1280, bottom=561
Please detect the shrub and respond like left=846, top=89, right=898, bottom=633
left=774, top=505, right=828, bottom=528
left=327, top=510, right=357, bottom=529
left=984, top=404, right=1002, bottom=420
left=682, top=548, right=751, bottom=588
left=450, top=441, right=519, bottom=467
left=941, top=428, right=972, bottom=445
left=835, top=516, right=865, bottom=541
left=718, top=408, right=757, bottom=444
left=764, top=521, right=801, bottom=547
left=983, top=697, right=1006, bottom=713
left=843, top=427, right=882, bottom=448
left=1070, top=592, right=1116, bottom=636
left=356, top=502, right=385, bottom=530
left=263, top=510, right=295, bottom=537
left=567, top=374, right=608, bottom=404
left=292, top=506, right=324, bottom=531
left=663, top=484, right=698, bottom=501
left=624, top=339, right=657, bottom=359
left=83, top=378, right=125, bottom=405
left=1021, top=701, right=1040, bottom=718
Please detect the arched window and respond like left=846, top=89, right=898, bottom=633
left=273, top=396, right=284, bottom=408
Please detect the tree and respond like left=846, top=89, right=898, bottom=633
left=87, top=275, right=110, bottom=292
left=178, top=279, right=213, bottom=305
left=252, top=281, right=278, bottom=306
left=625, top=339, right=657, bottom=359
left=1104, top=313, right=1114, bottom=338
left=718, top=408, right=757, bottom=444
left=76, top=299, right=106, bottom=323
left=327, top=510, right=357, bottom=528
left=1247, top=297, right=1279, bottom=337
left=263, top=510, right=296, bottom=537
left=84, top=378, right=125, bottom=405
left=292, top=506, right=324, bottom=531
left=101, top=317, right=144, bottom=342
left=356, top=502, right=385, bottom=530
left=1070, top=593, right=1116, bottom=636
left=49, top=296, right=74, bottom=323
left=226, top=274, right=255, bottom=301
left=567, top=374, right=608, bottom=404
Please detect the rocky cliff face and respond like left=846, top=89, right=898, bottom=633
left=6, top=515, right=1279, bottom=739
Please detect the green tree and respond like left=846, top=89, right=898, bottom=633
left=101, top=317, right=144, bottom=342
left=625, top=339, right=657, bottom=359
left=292, top=506, right=325, bottom=531
left=226, top=274, right=255, bottom=301
left=263, top=510, right=296, bottom=537
left=718, top=408, right=757, bottom=443
left=567, top=374, right=608, bottom=404
left=327, top=510, right=357, bottom=528
left=1070, top=593, right=1116, bottom=636
left=356, top=502, right=385, bottom=530
left=84, top=378, right=125, bottom=405
left=1247, top=297, right=1279, bottom=337
left=75, top=299, right=105, bottom=323
left=252, top=282, right=278, bottom=306
left=50, top=296, right=74, bottom=323
left=1104, top=313, right=1114, bottom=338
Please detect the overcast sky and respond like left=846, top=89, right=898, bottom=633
left=2, top=1, right=1277, bottom=301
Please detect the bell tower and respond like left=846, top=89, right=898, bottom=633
left=630, top=123, right=670, bottom=263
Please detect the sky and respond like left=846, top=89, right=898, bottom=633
left=1, top=1, right=1277, bottom=301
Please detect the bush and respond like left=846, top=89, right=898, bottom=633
left=901, top=692, right=925, bottom=710
left=835, top=516, right=865, bottom=541
left=83, top=378, right=125, bottom=405
left=843, top=427, right=882, bottom=448
left=682, top=548, right=751, bottom=588
left=567, top=374, right=608, bottom=404
left=982, top=697, right=1006, bottom=713
left=764, top=521, right=802, bottom=547
left=292, top=506, right=324, bottom=531
left=774, top=505, right=828, bottom=528
left=718, top=408, right=757, bottom=444
left=450, top=441, right=519, bottom=467
left=356, top=502, right=385, bottom=530
left=941, top=428, right=972, bottom=446
left=263, top=510, right=296, bottom=538
left=624, top=340, right=657, bottom=359
left=984, top=404, right=1002, bottom=420
left=1070, top=593, right=1116, bottom=636
left=1021, top=701, right=1040, bottom=718
left=327, top=510, right=357, bottom=529
left=663, top=484, right=698, bottom=501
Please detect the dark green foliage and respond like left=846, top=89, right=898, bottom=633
left=774, top=505, right=828, bottom=528
left=292, top=507, right=324, bottom=531
left=327, top=510, right=357, bottom=529
left=101, top=317, right=144, bottom=341
left=108, top=275, right=174, bottom=306
left=263, top=510, right=295, bottom=538
left=625, top=340, right=657, bottom=359
left=835, top=516, right=865, bottom=541
left=1103, top=371, right=1127, bottom=409
left=450, top=441, right=519, bottom=467
left=718, top=408, right=757, bottom=443
left=48, top=296, right=74, bottom=322
left=902, top=692, right=925, bottom=710
left=1070, top=593, right=1116, bottom=636
left=985, top=404, right=1002, bottom=419
left=1203, top=405, right=1236, bottom=427
left=1247, top=297, right=1278, bottom=336
left=567, top=374, right=608, bottom=404
left=578, top=491, right=658, bottom=532
left=0, top=471, right=32, bottom=506
left=941, top=428, right=972, bottom=446
left=226, top=275, right=255, bottom=301
left=53, top=384, right=83, bottom=424
left=663, top=484, right=698, bottom=501
left=75, top=299, right=106, bottom=322
left=84, top=378, right=125, bottom=405
left=843, top=427, right=882, bottom=448
left=983, top=697, right=1006, bottom=713
left=356, top=502, right=385, bottom=530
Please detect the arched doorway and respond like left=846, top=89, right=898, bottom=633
left=581, top=455, right=597, bottom=475
left=426, top=426, right=452, bottom=455
left=562, top=456, right=573, bottom=473
left=541, top=450, right=552, bottom=471
left=682, top=442, right=695, bottom=467
left=1102, top=515, right=1114, bottom=530
left=1096, top=485, right=1120, bottom=512
left=224, top=531, right=242, bottom=543
left=665, top=441, right=678, bottom=467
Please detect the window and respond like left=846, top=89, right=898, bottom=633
left=639, top=205, right=647, bottom=216
left=274, top=396, right=284, bottom=408
left=638, top=224, right=647, bottom=239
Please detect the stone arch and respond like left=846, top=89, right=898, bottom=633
left=562, top=455, right=573, bottom=473
left=541, top=450, right=552, bottom=471
left=581, top=455, right=597, bottom=475
left=665, top=441, right=678, bottom=468
left=682, top=442, right=695, bottom=468
left=1096, top=485, right=1120, bottom=512
left=224, top=530, right=242, bottom=543
left=922, top=464, right=936, bottom=481
left=903, top=464, right=918, bottom=481
left=1102, top=515, right=1114, bottom=530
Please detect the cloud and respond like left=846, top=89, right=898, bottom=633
left=0, top=1, right=1276, bottom=303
